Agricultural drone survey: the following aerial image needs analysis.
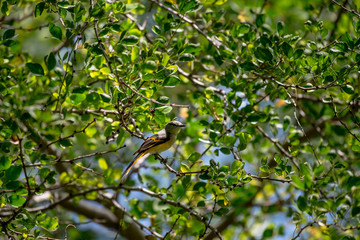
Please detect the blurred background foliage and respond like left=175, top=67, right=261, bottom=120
left=0, top=0, right=360, bottom=239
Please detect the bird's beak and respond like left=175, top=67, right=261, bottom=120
left=180, top=123, right=185, bottom=127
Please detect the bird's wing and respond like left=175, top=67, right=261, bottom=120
left=134, top=133, right=167, bottom=155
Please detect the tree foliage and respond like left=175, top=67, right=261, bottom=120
left=0, top=0, right=360, bottom=239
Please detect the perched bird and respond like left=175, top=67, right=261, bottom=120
left=120, top=121, right=185, bottom=183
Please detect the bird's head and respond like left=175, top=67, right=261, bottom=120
left=165, top=121, right=185, bottom=134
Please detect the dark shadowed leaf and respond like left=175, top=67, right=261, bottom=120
left=35, top=2, right=46, bottom=17
left=179, top=53, right=195, bottom=62
left=26, top=63, right=44, bottom=75
left=46, top=52, right=56, bottom=71
left=3, top=29, right=15, bottom=40
left=49, top=23, right=62, bottom=40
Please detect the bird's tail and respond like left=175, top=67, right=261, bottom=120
left=119, top=152, right=151, bottom=184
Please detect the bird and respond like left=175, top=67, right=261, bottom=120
left=119, top=120, right=185, bottom=183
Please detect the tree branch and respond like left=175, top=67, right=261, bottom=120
left=331, top=0, right=360, bottom=18
left=256, top=126, right=300, bottom=170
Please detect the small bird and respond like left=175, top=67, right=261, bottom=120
left=120, top=121, right=185, bottom=183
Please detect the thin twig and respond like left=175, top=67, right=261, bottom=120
left=247, top=173, right=292, bottom=183
left=19, top=138, right=31, bottom=193
left=256, top=126, right=300, bottom=170
left=155, top=154, right=207, bottom=176
left=54, top=0, right=74, bottom=30
left=149, top=0, right=221, bottom=50
left=163, top=215, right=180, bottom=239
left=199, top=194, right=217, bottom=238
left=8, top=229, right=62, bottom=240
left=285, top=90, right=320, bottom=164
left=100, top=194, right=164, bottom=239
left=122, top=186, right=224, bottom=240
left=330, top=96, right=360, bottom=142
left=318, top=36, right=341, bottom=52
left=46, top=118, right=96, bottom=147
left=253, top=57, right=360, bottom=90
left=292, top=222, right=315, bottom=240
left=25, top=146, right=124, bottom=167
left=331, top=0, right=360, bottom=18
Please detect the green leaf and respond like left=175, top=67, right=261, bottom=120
left=38, top=216, right=59, bottom=231
left=277, top=21, right=284, bottom=35
left=334, top=42, right=348, bottom=52
left=3, top=29, right=15, bottom=40
left=90, top=5, right=105, bottom=17
left=104, top=126, right=114, bottom=138
left=260, top=165, right=270, bottom=172
left=341, top=85, right=354, bottom=95
left=0, top=156, right=11, bottom=171
left=59, top=139, right=72, bottom=147
left=193, top=182, right=206, bottom=193
left=122, top=35, right=139, bottom=45
left=5, top=165, right=22, bottom=181
left=49, top=23, right=62, bottom=40
left=142, top=60, right=157, bottom=73
left=162, top=53, right=170, bottom=66
left=142, top=73, right=154, bottom=81
left=300, top=164, right=312, bottom=180
left=26, top=63, right=44, bottom=75
left=179, top=53, right=195, bottom=62
left=152, top=25, right=162, bottom=35
left=314, top=164, right=324, bottom=177
left=283, top=115, right=291, bottom=130
left=100, top=93, right=111, bottom=102
left=220, top=147, right=231, bottom=155
left=188, top=152, right=201, bottom=162
left=5, top=181, right=23, bottom=190
left=70, top=93, right=86, bottom=105
left=35, top=2, right=46, bottom=17
left=242, top=176, right=252, bottom=183
left=197, top=201, right=205, bottom=207
left=39, top=168, right=51, bottom=179
left=46, top=52, right=56, bottom=71
left=240, top=61, right=258, bottom=71
left=239, top=24, right=250, bottom=34
left=156, top=106, right=172, bottom=115
left=179, top=0, right=201, bottom=13
left=86, top=92, right=100, bottom=103
left=98, top=158, right=108, bottom=170
left=291, top=175, right=305, bottom=190
left=222, top=135, right=236, bottom=147
left=256, top=14, right=265, bottom=27
left=1, top=2, right=8, bottom=16
left=246, top=112, right=267, bottom=122
left=124, top=3, right=140, bottom=12
left=131, top=46, right=139, bottom=63
left=297, top=196, right=307, bottom=211
left=215, top=207, right=230, bottom=216
left=9, top=195, right=26, bottom=207
left=163, top=76, right=181, bottom=87
left=216, top=172, right=226, bottom=180
left=293, top=49, right=304, bottom=59
left=230, top=160, right=244, bottom=175
left=254, top=47, right=273, bottom=62
left=116, top=129, right=126, bottom=147
left=73, top=86, right=89, bottom=94
left=237, top=132, right=251, bottom=151
left=281, top=42, right=294, bottom=58
left=352, top=144, right=360, bottom=152
left=199, top=172, right=211, bottom=180
left=352, top=206, right=360, bottom=217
